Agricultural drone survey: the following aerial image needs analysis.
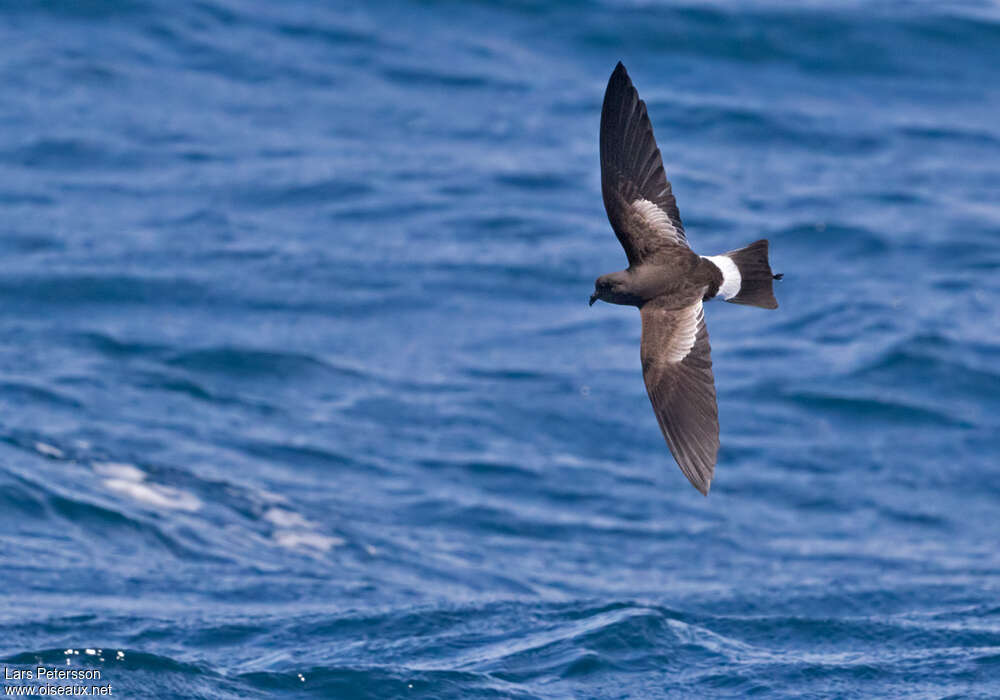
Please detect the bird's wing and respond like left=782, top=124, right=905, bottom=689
left=640, top=297, right=719, bottom=494
left=601, top=62, right=688, bottom=265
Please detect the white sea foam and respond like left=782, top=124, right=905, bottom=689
left=273, top=530, right=344, bottom=552
left=35, top=442, right=65, bottom=458
left=104, top=479, right=202, bottom=512
left=263, top=507, right=313, bottom=529
left=92, top=461, right=146, bottom=482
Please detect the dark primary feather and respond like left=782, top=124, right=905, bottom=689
left=639, top=298, right=720, bottom=495
left=600, top=61, right=688, bottom=265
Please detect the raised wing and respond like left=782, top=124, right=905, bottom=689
left=640, top=298, right=719, bottom=494
left=601, top=62, right=687, bottom=265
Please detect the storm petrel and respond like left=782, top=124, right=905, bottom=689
left=590, top=62, right=781, bottom=495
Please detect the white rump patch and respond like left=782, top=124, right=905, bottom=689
left=703, top=255, right=741, bottom=300
left=630, top=199, right=682, bottom=243
left=665, top=302, right=702, bottom=363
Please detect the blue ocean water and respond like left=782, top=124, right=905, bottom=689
left=1, top=0, right=999, bottom=697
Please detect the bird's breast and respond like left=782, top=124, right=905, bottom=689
left=629, top=258, right=698, bottom=302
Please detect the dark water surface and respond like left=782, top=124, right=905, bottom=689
left=2, top=1, right=1000, bottom=697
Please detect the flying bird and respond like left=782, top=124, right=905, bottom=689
left=590, top=62, right=781, bottom=495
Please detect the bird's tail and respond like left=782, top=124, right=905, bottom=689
left=707, top=239, right=781, bottom=309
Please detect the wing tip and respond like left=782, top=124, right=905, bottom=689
left=695, top=477, right=712, bottom=497
left=673, top=442, right=718, bottom=497
left=608, top=61, right=631, bottom=91
left=683, top=462, right=714, bottom=496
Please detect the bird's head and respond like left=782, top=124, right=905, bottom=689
left=589, top=272, right=629, bottom=306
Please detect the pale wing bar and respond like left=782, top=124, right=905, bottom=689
left=600, top=62, right=688, bottom=264
left=640, top=299, right=720, bottom=495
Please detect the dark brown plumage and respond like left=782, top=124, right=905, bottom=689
left=591, top=62, right=781, bottom=495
